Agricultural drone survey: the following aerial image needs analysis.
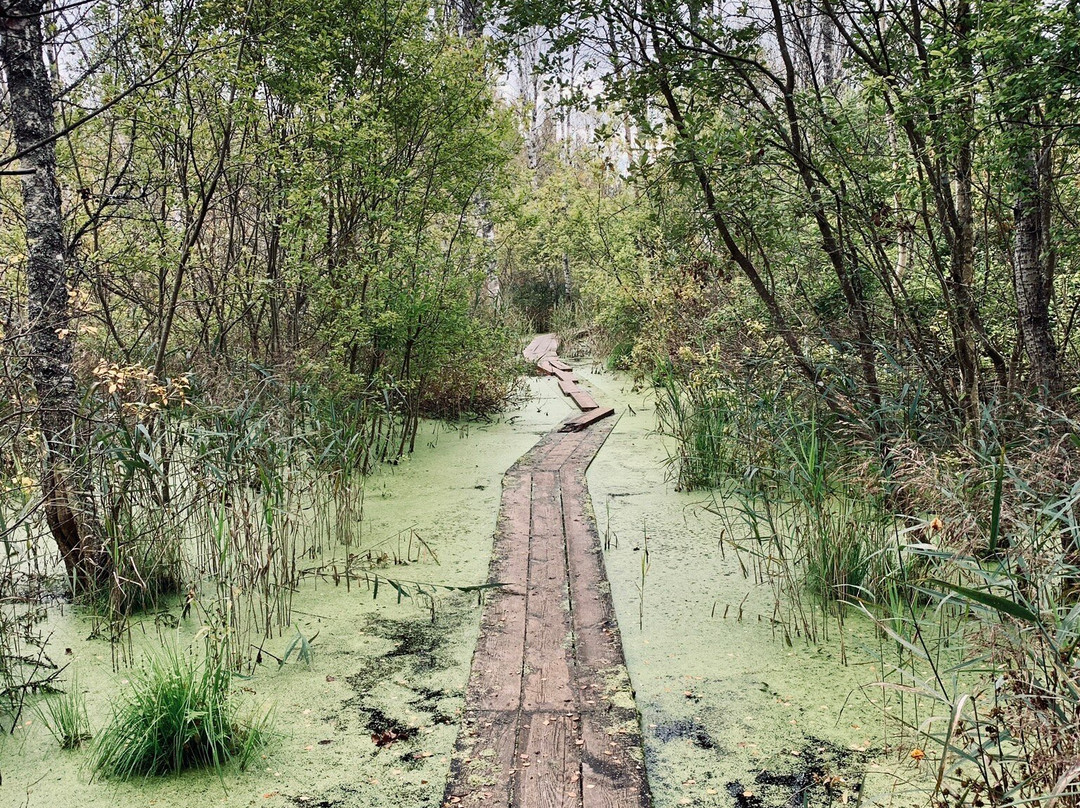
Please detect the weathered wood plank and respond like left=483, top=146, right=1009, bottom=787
left=524, top=334, right=559, bottom=361
left=464, top=470, right=532, bottom=712
left=524, top=333, right=560, bottom=362
left=445, top=709, right=520, bottom=807
left=536, top=431, right=589, bottom=473
left=561, top=471, right=620, bottom=673
left=559, top=407, right=616, bottom=433
left=558, top=378, right=579, bottom=397
left=580, top=719, right=649, bottom=808
left=516, top=713, right=581, bottom=808
left=548, top=358, right=572, bottom=372
left=568, top=389, right=598, bottom=411
left=522, top=471, right=575, bottom=712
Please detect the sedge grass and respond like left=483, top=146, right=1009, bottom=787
left=92, top=644, right=270, bottom=778
left=34, top=672, right=92, bottom=749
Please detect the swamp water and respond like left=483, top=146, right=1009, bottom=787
left=1, top=366, right=930, bottom=808
left=0, top=376, right=566, bottom=808
left=577, top=363, right=932, bottom=808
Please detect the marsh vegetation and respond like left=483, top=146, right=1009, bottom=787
left=2, top=0, right=1080, bottom=805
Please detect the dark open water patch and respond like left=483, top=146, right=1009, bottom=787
left=289, top=797, right=341, bottom=807
left=285, top=611, right=468, bottom=807
left=652, top=717, right=718, bottom=750
left=726, top=739, right=872, bottom=808
left=341, top=611, right=465, bottom=750
left=344, top=613, right=459, bottom=693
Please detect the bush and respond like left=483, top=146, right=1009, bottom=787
left=92, top=645, right=268, bottom=778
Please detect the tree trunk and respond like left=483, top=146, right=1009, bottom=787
left=1, top=0, right=109, bottom=594
left=1012, top=142, right=1062, bottom=400
left=950, top=0, right=981, bottom=425
left=951, top=134, right=981, bottom=425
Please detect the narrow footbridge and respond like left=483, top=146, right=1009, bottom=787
left=444, top=335, right=649, bottom=808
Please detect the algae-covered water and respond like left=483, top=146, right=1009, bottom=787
left=1, top=364, right=930, bottom=808
left=0, top=376, right=576, bottom=808
left=575, top=362, right=931, bottom=808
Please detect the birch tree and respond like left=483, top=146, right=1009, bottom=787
left=1, top=0, right=110, bottom=593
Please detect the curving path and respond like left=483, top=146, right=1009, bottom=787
left=444, top=335, right=649, bottom=808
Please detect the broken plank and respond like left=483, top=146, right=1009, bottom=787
left=559, top=407, right=615, bottom=433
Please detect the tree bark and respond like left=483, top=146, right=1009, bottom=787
left=950, top=0, right=981, bottom=425
left=1, top=0, right=109, bottom=594
left=1012, top=141, right=1062, bottom=400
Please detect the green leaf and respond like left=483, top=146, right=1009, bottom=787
left=925, top=578, right=1040, bottom=624
left=988, top=450, right=1005, bottom=554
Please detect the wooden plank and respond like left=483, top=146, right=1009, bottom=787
left=572, top=417, right=618, bottom=470
left=464, top=470, right=532, bottom=712
left=569, top=389, right=599, bottom=411
left=559, top=419, right=647, bottom=808
left=537, top=359, right=559, bottom=376
left=537, top=431, right=590, bottom=473
left=558, top=378, right=579, bottom=397
left=522, top=471, right=575, bottom=712
left=524, top=333, right=559, bottom=363
left=548, top=358, right=572, bottom=372
left=560, top=471, right=620, bottom=674
left=523, top=336, right=546, bottom=361
left=516, top=712, right=581, bottom=808
left=580, top=718, right=650, bottom=808
left=536, top=334, right=559, bottom=358
left=444, top=709, right=520, bottom=807
left=559, top=407, right=615, bottom=433
left=552, top=367, right=577, bottom=383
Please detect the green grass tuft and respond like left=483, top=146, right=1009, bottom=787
left=35, top=673, right=92, bottom=749
left=92, top=645, right=269, bottom=778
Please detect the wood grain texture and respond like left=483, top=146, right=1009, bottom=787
left=516, top=713, right=581, bottom=808
left=464, top=470, right=532, bottom=712
left=446, top=709, right=520, bottom=807
left=444, top=337, right=648, bottom=808
left=522, top=472, right=575, bottom=712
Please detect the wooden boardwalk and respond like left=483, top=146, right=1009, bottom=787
left=444, top=336, right=649, bottom=808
